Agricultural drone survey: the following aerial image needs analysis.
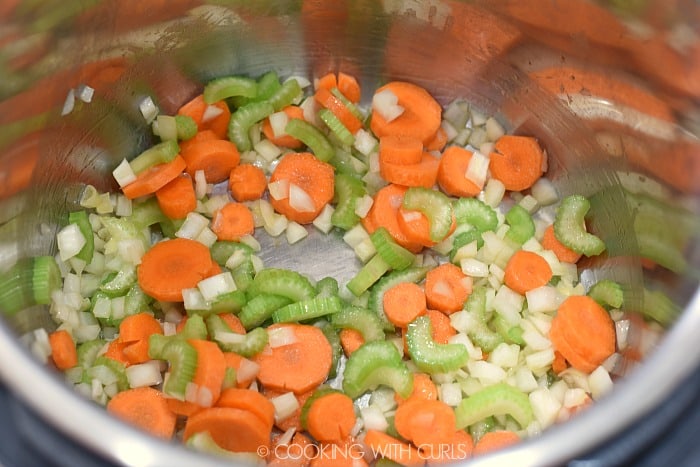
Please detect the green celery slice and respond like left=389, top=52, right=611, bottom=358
left=209, top=241, right=254, bottom=266
left=246, top=268, right=316, bottom=303
left=203, top=75, right=258, bottom=104
left=159, top=339, right=198, bottom=400
left=207, top=314, right=268, bottom=357
left=68, top=210, right=94, bottom=264
left=331, top=172, right=366, bottom=230
left=504, top=204, right=535, bottom=245
left=553, top=194, right=606, bottom=257
left=368, top=266, right=429, bottom=332
left=346, top=253, right=390, bottom=297
left=129, top=140, right=180, bottom=174
left=370, top=227, right=415, bottom=271
left=272, top=295, right=343, bottom=323
left=267, top=78, right=302, bottom=111
left=91, top=356, right=129, bottom=392
left=342, top=340, right=413, bottom=399
left=284, top=118, right=334, bottom=162
left=406, top=315, right=468, bottom=374
left=455, top=382, right=534, bottom=430
left=462, top=286, right=503, bottom=353
left=330, top=306, right=386, bottom=342
left=239, top=294, right=292, bottom=330
left=315, top=276, right=339, bottom=298
left=228, top=101, right=275, bottom=152
left=588, top=279, right=624, bottom=309
left=452, top=197, right=498, bottom=232
left=174, top=115, right=198, bottom=140
left=319, top=108, right=355, bottom=146
left=318, top=320, right=342, bottom=379
left=402, top=186, right=454, bottom=242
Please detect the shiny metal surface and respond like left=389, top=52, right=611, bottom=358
left=0, top=1, right=699, bottom=466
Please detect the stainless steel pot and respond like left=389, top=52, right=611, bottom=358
left=0, top=1, right=698, bottom=466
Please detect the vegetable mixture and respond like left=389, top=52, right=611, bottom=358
left=3, top=70, right=663, bottom=465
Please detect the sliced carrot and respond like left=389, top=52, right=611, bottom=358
left=363, top=429, right=423, bottom=467
left=394, top=398, right=457, bottom=449
left=211, top=202, right=256, bottom=242
left=137, top=237, right=216, bottom=302
left=104, top=339, right=130, bottom=366
left=378, top=135, right=423, bottom=165
left=219, top=313, right=246, bottom=334
left=217, top=387, right=275, bottom=430
left=337, top=72, right=361, bottom=103
left=430, top=429, right=474, bottom=463
left=180, top=138, right=240, bottom=184
left=229, top=164, right=268, bottom=202
left=253, top=323, right=332, bottom=394
left=542, top=224, right=582, bottom=264
left=305, top=391, right=357, bottom=443
left=437, top=146, right=482, bottom=197
left=223, top=351, right=259, bottom=388
left=363, top=184, right=423, bottom=253
left=473, top=430, right=520, bottom=456
left=383, top=282, right=427, bottom=328
left=395, top=372, right=439, bottom=406
left=269, top=432, right=316, bottom=467
left=118, top=312, right=163, bottom=343
left=503, top=250, right=553, bottom=296
left=315, top=72, right=338, bottom=91
left=179, top=129, right=218, bottom=154
left=315, top=87, right=363, bottom=134
left=549, top=295, right=616, bottom=373
left=182, top=406, right=271, bottom=453
left=552, top=350, right=568, bottom=374
left=177, top=94, right=231, bottom=139
left=379, top=151, right=440, bottom=188
left=155, top=173, right=197, bottom=220
left=424, top=263, right=471, bottom=314
left=189, top=338, right=227, bottom=406
left=262, top=105, right=306, bottom=149
left=122, top=155, right=187, bottom=200
left=425, top=126, right=448, bottom=152
left=397, top=209, right=456, bottom=248
left=166, top=398, right=205, bottom=418
left=268, top=152, right=335, bottom=224
left=48, top=330, right=78, bottom=370
left=339, top=328, right=365, bottom=357
left=427, top=309, right=456, bottom=345
left=370, top=81, right=442, bottom=145
left=107, top=387, right=177, bottom=439
left=263, top=388, right=314, bottom=432
left=122, top=339, right=152, bottom=365
left=488, top=135, right=546, bottom=192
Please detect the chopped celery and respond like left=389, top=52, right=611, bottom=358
left=267, top=78, right=302, bottom=111
left=129, top=140, right=180, bottom=174
left=203, top=75, right=257, bottom=104
left=553, top=195, right=606, bottom=257
left=370, top=227, right=415, bottom=271
left=452, top=197, right=498, bottom=232
left=207, top=314, right=268, bottom=357
left=461, top=286, right=503, bottom=353
left=455, top=382, right=534, bottom=430
left=99, top=267, right=136, bottom=297
left=254, top=71, right=283, bottom=102
left=157, top=339, right=198, bottom=400
left=318, top=320, right=342, bottom=379
left=285, top=118, right=334, bottom=162
left=210, top=241, right=254, bottom=266
left=228, top=101, right=275, bottom=152
left=588, top=279, right=624, bottom=309
left=0, top=256, right=61, bottom=315
left=331, top=173, right=366, bottom=230
left=68, top=210, right=94, bottom=264
left=319, top=108, right=355, bottom=146
left=129, top=197, right=167, bottom=228
left=91, top=356, right=129, bottom=392
left=188, top=290, right=248, bottom=317
left=368, top=267, right=429, bottom=332
left=402, top=187, right=454, bottom=242
left=246, top=268, right=316, bottom=303
left=174, top=115, right=198, bottom=140
left=315, top=276, right=340, bottom=298
left=492, top=315, right=525, bottom=346
left=406, top=315, right=469, bottom=374
left=330, top=87, right=364, bottom=120
left=271, top=295, right=343, bottom=323
left=346, top=253, right=391, bottom=297
left=330, top=306, right=385, bottom=342
left=504, top=204, right=535, bottom=245
left=642, top=288, right=680, bottom=326
left=239, top=293, right=292, bottom=330
left=342, top=340, right=413, bottom=399
left=76, top=338, right=107, bottom=370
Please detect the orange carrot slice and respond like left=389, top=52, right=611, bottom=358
left=488, top=135, right=546, bottom=192
left=107, top=387, right=177, bottom=439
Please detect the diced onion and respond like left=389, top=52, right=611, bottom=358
left=239, top=234, right=261, bottom=252
left=268, top=326, right=297, bottom=348
left=492, top=285, right=524, bottom=325
left=276, top=427, right=297, bottom=447
left=531, top=177, right=559, bottom=206
left=75, top=84, right=94, bottom=103
left=286, top=221, right=308, bottom=245
left=354, top=237, right=377, bottom=263
left=194, top=169, right=208, bottom=199
left=372, top=89, right=404, bottom=122
left=312, top=204, right=335, bottom=234
left=343, top=224, right=371, bottom=249
left=615, top=319, right=630, bottom=350
left=353, top=129, right=378, bottom=156
left=254, top=139, right=282, bottom=162
left=215, top=331, right=246, bottom=345
left=198, top=271, right=237, bottom=301
left=360, top=405, right=388, bottom=432
left=263, top=213, right=288, bottom=237
left=112, top=159, right=137, bottom=187
left=139, top=96, right=159, bottom=123
left=175, top=212, right=210, bottom=240
left=118, top=238, right=145, bottom=265
left=195, top=227, right=218, bottom=248
left=236, top=358, right=260, bottom=384
left=268, top=179, right=290, bottom=200
left=225, top=249, right=247, bottom=270
left=488, top=343, right=520, bottom=368
left=369, top=388, right=398, bottom=413
left=439, top=382, right=463, bottom=407
left=126, top=361, right=163, bottom=388
left=514, top=367, right=539, bottom=393
left=588, top=366, right=613, bottom=400
left=400, top=209, right=422, bottom=223
left=182, top=288, right=210, bottom=311
left=467, top=360, right=507, bottom=385
left=482, top=178, right=506, bottom=208
left=485, top=117, right=506, bottom=141
left=460, top=258, right=488, bottom=277
left=525, top=286, right=564, bottom=314
left=525, top=348, right=555, bottom=372
left=201, top=104, right=224, bottom=123
left=529, top=388, right=562, bottom=427
left=354, top=195, right=374, bottom=218
left=270, top=392, right=299, bottom=422
left=289, top=184, right=316, bottom=213
left=61, top=89, right=76, bottom=116
left=57, top=224, right=87, bottom=261
left=268, top=111, right=290, bottom=138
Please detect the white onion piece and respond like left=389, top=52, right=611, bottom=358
left=467, top=360, right=507, bottom=385
left=343, top=224, right=371, bottom=249
left=464, top=150, right=490, bottom=189
left=76, top=84, right=94, bottom=103
left=531, top=177, right=559, bottom=206
left=194, top=170, right=208, bottom=199
left=268, top=179, right=290, bottom=200
left=126, top=361, right=163, bottom=388
left=485, top=117, right=506, bottom=141
left=354, top=195, right=374, bottom=218
left=254, top=139, right=282, bottom=162
left=215, top=331, right=246, bottom=345
left=372, top=89, right=404, bottom=122
left=182, top=288, right=209, bottom=311
left=198, top=271, right=236, bottom=301
left=400, top=209, right=422, bottom=223
left=270, top=392, right=299, bottom=422
left=529, top=388, right=562, bottom=427
left=492, top=285, right=524, bottom=325
left=139, top=96, right=159, bottom=123
left=588, top=366, right=614, bottom=400
left=289, top=184, right=316, bottom=213
left=268, top=111, right=290, bottom=138
left=268, top=326, right=297, bottom=348
left=236, top=358, right=260, bottom=384
left=312, top=204, right=335, bottom=234
left=201, top=104, right=224, bottom=123
left=57, top=224, right=87, bottom=261
left=112, top=159, right=137, bottom=187
left=286, top=221, right=308, bottom=245
left=61, top=89, right=75, bottom=116
left=360, top=405, right=388, bottom=432
left=175, top=212, right=209, bottom=240
left=353, top=129, right=378, bottom=156
left=439, top=383, right=463, bottom=407
left=482, top=178, right=506, bottom=208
